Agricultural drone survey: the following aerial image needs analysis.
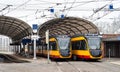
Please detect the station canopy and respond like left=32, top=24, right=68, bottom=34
left=0, top=16, right=32, bottom=42
left=38, top=17, right=99, bottom=37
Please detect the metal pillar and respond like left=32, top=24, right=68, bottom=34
left=47, top=40, right=50, bottom=64
left=18, top=45, right=20, bottom=53
left=46, top=30, right=50, bottom=64
left=109, top=48, right=111, bottom=60
left=33, top=38, right=37, bottom=60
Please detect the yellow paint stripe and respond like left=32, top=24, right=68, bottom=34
left=71, top=36, right=85, bottom=41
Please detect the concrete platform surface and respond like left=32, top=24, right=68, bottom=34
left=0, top=56, right=120, bottom=72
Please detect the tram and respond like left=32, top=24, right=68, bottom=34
left=39, top=35, right=72, bottom=59
left=71, top=34, right=103, bottom=60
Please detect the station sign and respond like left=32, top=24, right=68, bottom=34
left=32, top=24, right=38, bottom=33
left=32, top=24, right=38, bottom=30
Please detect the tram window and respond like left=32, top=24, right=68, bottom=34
left=72, top=41, right=80, bottom=50
left=80, top=40, right=86, bottom=50
left=72, top=41, right=75, bottom=50
left=72, top=40, right=86, bottom=50
left=50, top=41, right=57, bottom=50
left=44, top=46, right=46, bottom=50
left=43, top=43, right=47, bottom=50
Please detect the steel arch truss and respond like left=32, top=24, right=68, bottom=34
left=38, top=17, right=99, bottom=37
left=0, top=16, right=32, bottom=42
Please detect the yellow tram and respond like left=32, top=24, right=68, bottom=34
left=71, top=34, right=103, bottom=60
left=39, top=35, right=72, bottom=59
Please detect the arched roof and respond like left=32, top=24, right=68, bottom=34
left=0, top=16, right=32, bottom=42
left=38, top=17, right=99, bottom=37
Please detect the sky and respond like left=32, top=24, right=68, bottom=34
left=0, top=0, right=120, bottom=33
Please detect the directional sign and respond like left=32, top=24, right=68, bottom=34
left=32, top=24, right=38, bottom=30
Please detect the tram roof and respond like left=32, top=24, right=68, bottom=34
left=38, top=17, right=99, bottom=37
left=0, top=15, right=32, bottom=42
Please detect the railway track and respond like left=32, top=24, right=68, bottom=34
left=55, top=60, right=81, bottom=72
left=75, top=60, right=120, bottom=72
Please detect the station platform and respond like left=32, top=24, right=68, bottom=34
left=103, top=58, right=120, bottom=65
left=0, top=54, right=120, bottom=72
left=0, top=54, right=58, bottom=72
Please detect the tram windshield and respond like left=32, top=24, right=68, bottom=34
left=57, top=36, right=70, bottom=50
left=87, top=37, right=101, bottom=50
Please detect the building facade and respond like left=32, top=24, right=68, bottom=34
left=102, top=34, right=120, bottom=58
